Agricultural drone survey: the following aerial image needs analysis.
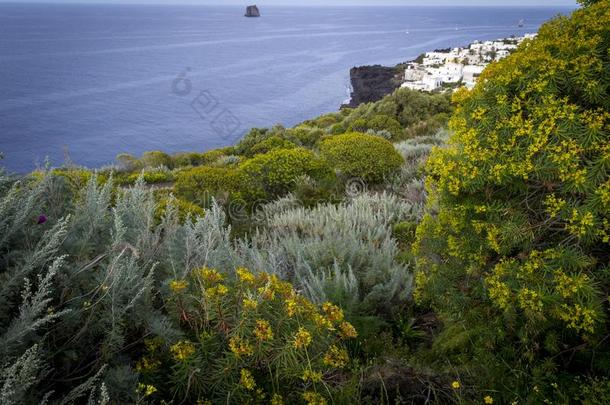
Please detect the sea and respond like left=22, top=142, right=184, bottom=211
left=0, top=4, right=575, bottom=173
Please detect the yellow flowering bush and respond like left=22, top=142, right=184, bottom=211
left=137, top=266, right=357, bottom=403
left=415, top=1, right=610, bottom=400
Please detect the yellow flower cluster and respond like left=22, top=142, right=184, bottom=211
left=285, top=297, right=300, bottom=317
left=553, top=270, right=588, bottom=299
left=322, top=345, right=349, bottom=368
left=543, top=194, right=566, bottom=219
left=597, top=180, right=610, bottom=208
left=338, top=321, right=358, bottom=339
left=170, top=340, right=196, bottom=361
left=254, top=319, right=273, bottom=341
left=236, top=267, right=256, bottom=284
left=242, top=297, right=258, bottom=311
left=170, top=279, right=188, bottom=293
left=302, top=391, right=327, bottom=405
left=137, top=383, right=157, bottom=397
left=557, top=303, right=597, bottom=334
left=301, top=368, right=323, bottom=383
left=293, top=327, right=313, bottom=349
left=271, top=394, right=284, bottom=405
left=229, top=335, right=254, bottom=357
left=240, top=369, right=256, bottom=390
left=566, top=209, right=594, bottom=237
left=312, top=313, right=332, bottom=330
left=195, top=267, right=224, bottom=283
left=549, top=139, right=586, bottom=186
left=322, top=302, right=344, bottom=323
left=206, top=284, right=229, bottom=299
left=517, top=288, right=544, bottom=314
left=258, top=285, right=275, bottom=301
left=486, top=277, right=511, bottom=311
left=135, top=356, right=161, bottom=372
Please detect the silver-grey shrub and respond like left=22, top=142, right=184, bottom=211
left=237, top=192, right=418, bottom=314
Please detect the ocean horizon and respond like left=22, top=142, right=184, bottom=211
left=0, top=3, right=575, bottom=172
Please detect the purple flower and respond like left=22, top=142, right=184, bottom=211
left=37, top=214, right=48, bottom=225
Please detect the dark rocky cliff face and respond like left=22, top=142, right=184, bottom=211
left=245, top=5, right=260, bottom=17
left=343, top=65, right=403, bottom=108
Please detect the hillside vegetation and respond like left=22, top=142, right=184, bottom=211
left=0, top=1, right=608, bottom=403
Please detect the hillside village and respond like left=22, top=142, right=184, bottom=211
left=401, top=33, right=537, bottom=91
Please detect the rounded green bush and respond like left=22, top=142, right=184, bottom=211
left=415, top=1, right=610, bottom=399
left=199, top=148, right=227, bottom=165
left=240, top=147, right=333, bottom=197
left=286, top=126, right=324, bottom=147
left=367, top=115, right=403, bottom=139
left=248, top=135, right=296, bottom=156
left=174, top=166, right=258, bottom=207
left=320, top=132, right=404, bottom=183
left=141, top=151, right=173, bottom=169
left=172, top=152, right=206, bottom=167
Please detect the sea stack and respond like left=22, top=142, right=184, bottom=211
left=245, top=5, right=260, bottom=17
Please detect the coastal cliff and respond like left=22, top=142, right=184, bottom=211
left=343, top=65, right=403, bottom=108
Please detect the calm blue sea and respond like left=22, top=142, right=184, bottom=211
left=0, top=4, right=574, bottom=172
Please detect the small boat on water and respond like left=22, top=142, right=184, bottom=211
left=245, top=5, right=260, bottom=18
left=518, top=19, right=525, bottom=27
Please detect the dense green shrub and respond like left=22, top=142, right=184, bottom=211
left=346, top=88, right=452, bottom=135
left=139, top=267, right=357, bottom=403
left=366, top=115, right=403, bottom=139
left=116, top=152, right=142, bottom=171
left=125, top=170, right=174, bottom=185
left=199, top=148, right=228, bottom=165
left=286, top=126, right=325, bottom=147
left=172, top=152, right=206, bottom=167
left=320, top=132, right=404, bottom=183
left=248, top=135, right=297, bottom=156
left=155, top=195, right=205, bottom=222
left=171, top=149, right=229, bottom=168
left=236, top=126, right=287, bottom=156
left=140, top=150, right=173, bottom=169
left=174, top=166, right=257, bottom=207
left=240, top=148, right=333, bottom=197
left=301, top=112, right=342, bottom=129
left=328, top=122, right=346, bottom=135
left=392, top=221, right=418, bottom=248
left=116, top=150, right=176, bottom=171
left=415, top=1, right=610, bottom=400
left=235, top=127, right=270, bottom=155
left=348, top=118, right=368, bottom=133
left=292, top=175, right=341, bottom=207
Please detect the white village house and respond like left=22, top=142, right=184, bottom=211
left=401, top=34, right=536, bottom=92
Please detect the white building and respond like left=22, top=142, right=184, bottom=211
left=404, top=64, right=425, bottom=81
left=401, top=33, right=533, bottom=93
left=430, top=62, right=463, bottom=83
left=462, top=65, right=485, bottom=88
left=401, top=74, right=442, bottom=92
